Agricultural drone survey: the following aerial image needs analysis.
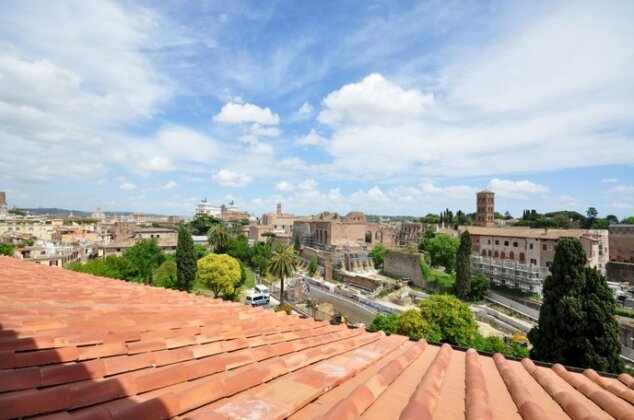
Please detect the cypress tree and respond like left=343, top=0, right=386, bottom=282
left=528, top=238, right=623, bottom=373
left=176, top=226, right=197, bottom=292
left=455, top=230, right=472, bottom=299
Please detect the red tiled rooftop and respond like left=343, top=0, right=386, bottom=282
left=0, top=256, right=633, bottom=419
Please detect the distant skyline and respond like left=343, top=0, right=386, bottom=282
left=1, top=1, right=633, bottom=218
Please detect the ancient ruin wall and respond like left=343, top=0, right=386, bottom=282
left=383, top=250, right=427, bottom=288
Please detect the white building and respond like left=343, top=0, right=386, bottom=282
left=196, top=199, right=221, bottom=218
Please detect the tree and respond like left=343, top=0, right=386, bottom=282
left=585, top=207, right=598, bottom=228
left=395, top=309, right=439, bottom=341
left=193, top=244, right=209, bottom=259
left=425, top=234, right=460, bottom=273
left=469, top=273, right=490, bottom=301
left=197, top=253, right=241, bottom=298
left=528, top=238, right=623, bottom=373
left=308, top=257, right=319, bottom=277
left=455, top=231, right=472, bottom=300
left=367, top=313, right=399, bottom=333
left=293, top=235, right=301, bottom=251
left=208, top=225, right=230, bottom=253
left=262, top=231, right=276, bottom=246
left=369, top=244, right=386, bottom=269
left=0, top=243, right=15, bottom=256
left=250, top=242, right=272, bottom=275
left=420, top=213, right=440, bottom=224
left=417, top=295, right=478, bottom=346
left=606, top=214, right=619, bottom=225
left=269, top=244, right=297, bottom=305
left=124, top=239, right=165, bottom=284
left=188, top=213, right=221, bottom=235
left=622, top=216, right=634, bottom=225
left=153, top=260, right=178, bottom=289
left=176, top=226, right=197, bottom=291
left=226, top=234, right=251, bottom=263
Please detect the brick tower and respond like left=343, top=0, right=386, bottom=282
left=477, top=190, right=495, bottom=227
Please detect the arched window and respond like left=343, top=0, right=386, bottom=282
left=494, top=251, right=499, bottom=258
left=509, top=251, right=515, bottom=260
left=501, top=252, right=506, bottom=259
left=519, top=252, right=525, bottom=262
left=488, top=250, right=492, bottom=257
left=481, top=250, right=486, bottom=256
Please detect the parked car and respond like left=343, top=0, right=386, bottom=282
left=254, top=285, right=270, bottom=297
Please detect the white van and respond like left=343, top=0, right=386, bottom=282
left=254, top=285, right=270, bottom=297
left=245, top=293, right=269, bottom=307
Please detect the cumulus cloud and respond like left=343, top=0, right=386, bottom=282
left=318, top=73, right=433, bottom=126
left=120, top=182, right=136, bottom=191
left=250, top=123, right=281, bottom=137
left=487, top=178, right=549, bottom=199
left=161, top=180, right=177, bottom=190
left=297, top=101, right=313, bottom=116
left=237, top=135, right=274, bottom=154
left=212, top=169, right=252, bottom=187
left=213, top=102, right=279, bottom=125
left=295, top=129, right=328, bottom=148
left=275, top=181, right=295, bottom=191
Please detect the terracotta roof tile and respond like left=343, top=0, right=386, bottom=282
left=0, top=256, right=633, bottom=419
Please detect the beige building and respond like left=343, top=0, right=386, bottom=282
left=97, top=237, right=177, bottom=258
left=607, top=225, right=634, bottom=283
left=249, top=203, right=304, bottom=243
left=464, top=226, right=609, bottom=294
left=0, top=218, right=61, bottom=241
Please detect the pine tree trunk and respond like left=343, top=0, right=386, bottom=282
left=280, top=276, right=285, bottom=305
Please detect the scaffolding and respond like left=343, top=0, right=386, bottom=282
left=472, top=255, right=545, bottom=295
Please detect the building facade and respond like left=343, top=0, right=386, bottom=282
left=464, top=226, right=609, bottom=295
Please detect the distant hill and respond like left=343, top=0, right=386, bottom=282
left=22, top=208, right=167, bottom=218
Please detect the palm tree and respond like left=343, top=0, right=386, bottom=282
left=269, top=244, right=297, bottom=305
left=208, top=225, right=229, bottom=253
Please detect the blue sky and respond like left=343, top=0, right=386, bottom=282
left=0, top=0, right=633, bottom=218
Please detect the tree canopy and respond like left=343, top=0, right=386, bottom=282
left=424, top=234, right=460, bottom=273
left=188, top=213, right=221, bottom=235
left=208, top=225, right=230, bottom=253
left=269, top=244, right=297, bottom=305
left=197, top=253, right=241, bottom=298
left=455, top=231, right=472, bottom=299
left=176, top=226, right=197, bottom=291
left=369, top=244, right=386, bottom=269
left=0, top=243, right=15, bottom=256
left=528, top=238, right=623, bottom=373
left=123, top=239, right=165, bottom=284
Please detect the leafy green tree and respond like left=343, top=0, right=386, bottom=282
left=176, top=226, right=197, bottom=291
left=188, top=213, right=221, bottom=235
left=193, top=244, right=209, bottom=259
left=269, top=244, right=297, bottom=305
left=106, top=255, right=139, bottom=280
left=208, top=225, right=230, bottom=253
left=367, top=313, right=399, bottom=333
left=124, top=239, right=165, bottom=284
left=197, top=253, right=241, bottom=298
left=262, top=231, right=276, bottom=246
left=418, top=295, right=478, bottom=346
left=250, top=242, right=272, bottom=275
left=0, top=243, right=15, bottom=256
left=308, top=257, right=319, bottom=277
left=622, top=216, right=634, bottom=225
left=395, top=309, right=440, bottom=341
left=153, top=260, right=178, bottom=289
left=470, top=334, right=529, bottom=358
left=418, top=229, right=436, bottom=252
left=605, top=214, right=619, bottom=225
left=369, top=244, right=386, bottom=269
left=425, top=234, right=460, bottom=273
left=226, top=234, right=251, bottom=263
left=469, top=273, right=490, bottom=301
left=455, top=231, right=472, bottom=299
left=293, top=235, right=301, bottom=251
left=528, top=238, right=623, bottom=373
left=420, top=214, right=440, bottom=224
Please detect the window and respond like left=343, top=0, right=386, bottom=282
left=529, top=243, right=533, bottom=250
left=487, top=239, right=491, bottom=244
left=530, top=258, right=537, bottom=265
left=504, top=241, right=509, bottom=246
left=543, top=244, right=547, bottom=251
left=495, top=240, right=499, bottom=245
left=546, top=261, right=552, bottom=268
left=501, top=252, right=506, bottom=259
left=513, top=242, right=518, bottom=247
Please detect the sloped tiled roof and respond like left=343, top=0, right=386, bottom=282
left=0, top=256, right=633, bottom=419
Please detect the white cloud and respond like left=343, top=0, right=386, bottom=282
left=295, top=129, right=328, bottom=148
left=601, top=178, right=618, bottom=183
left=275, top=181, right=295, bottom=191
left=297, top=179, right=318, bottom=190
left=250, top=123, right=281, bottom=137
left=162, top=180, right=177, bottom=190
left=607, top=185, right=634, bottom=195
left=487, top=178, right=549, bottom=199
left=297, top=101, right=313, bottom=116
left=318, top=73, right=433, bottom=126
left=120, top=182, right=136, bottom=191
left=212, top=169, right=252, bottom=187
left=237, top=135, right=274, bottom=154
left=213, top=102, right=279, bottom=125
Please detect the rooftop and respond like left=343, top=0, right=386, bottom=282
left=0, top=257, right=633, bottom=419
left=462, top=226, right=606, bottom=240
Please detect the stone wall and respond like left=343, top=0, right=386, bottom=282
left=607, top=262, right=634, bottom=283
left=333, top=271, right=380, bottom=291
left=383, top=249, right=427, bottom=289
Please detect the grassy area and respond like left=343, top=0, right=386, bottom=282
left=617, top=307, right=634, bottom=319
left=243, top=266, right=256, bottom=289
left=420, top=259, right=455, bottom=293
